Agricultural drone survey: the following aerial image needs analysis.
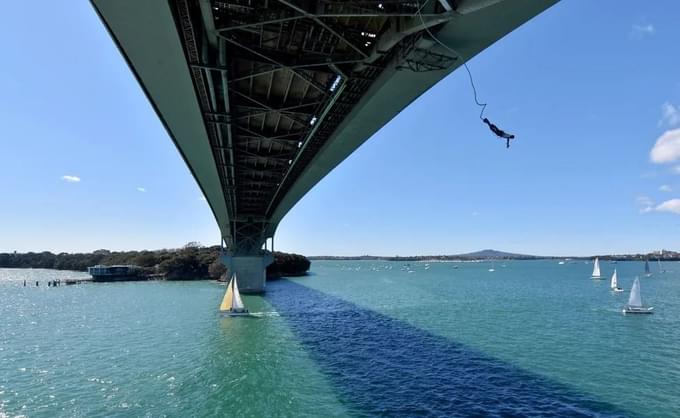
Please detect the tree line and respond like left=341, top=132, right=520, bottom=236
left=0, top=242, right=310, bottom=280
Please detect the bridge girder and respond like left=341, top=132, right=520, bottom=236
left=92, top=0, right=558, bottom=257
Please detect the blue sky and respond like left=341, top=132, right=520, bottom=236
left=1, top=1, right=680, bottom=256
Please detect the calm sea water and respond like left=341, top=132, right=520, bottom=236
left=1, top=261, right=679, bottom=417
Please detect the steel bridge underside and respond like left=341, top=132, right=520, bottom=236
left=92, top=0, right=557, bottom=257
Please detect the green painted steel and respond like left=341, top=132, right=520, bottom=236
left=92, top=0, right=558, bottom=253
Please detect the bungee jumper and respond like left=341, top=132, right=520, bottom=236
left=482, top=118, right=515, bottom=148
left=414, top=2, right=517, bottom=150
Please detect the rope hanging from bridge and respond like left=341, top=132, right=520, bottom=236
left=414, top=1, right=516, bottom=148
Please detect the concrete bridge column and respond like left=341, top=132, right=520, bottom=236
left=220, top=253, right=273, bottom=294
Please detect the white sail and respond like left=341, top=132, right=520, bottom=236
left=628, top=278, right=642, bottom=307
left=231, top=275, right=245, bottom=311
left=592, top=257, right=601, bottom=278
left=610, top=269, right=618, bottom=289
left=219, top=277, right=235, bottom=311
left=644, top=260, right=650, bottom=274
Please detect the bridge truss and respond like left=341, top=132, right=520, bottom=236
left=171, top=0, right=457, bottom=254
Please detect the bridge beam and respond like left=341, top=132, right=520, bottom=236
left=93, top=0, right=559, bottom=293
left=220, top=252, right=274, bottom=294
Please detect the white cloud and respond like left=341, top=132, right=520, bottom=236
left=659, top=102, right=680, bottom=127
left=631, top=23, right=655, bottom=37
left=650, top=129, right=680, bottom=164
left=136, top=187, right=146, bottom=192
left=61, top=175, right=81, bottom=183
left=636, top=195, right=654, bottom=213
left=659, top=185, right=672, bottom=192
left=655, top=199, right=680, bottom=214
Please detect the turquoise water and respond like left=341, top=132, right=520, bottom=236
left=1, top=261, right=679, bottom=417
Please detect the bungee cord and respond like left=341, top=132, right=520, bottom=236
left=414, top=1, right=515, bottom=148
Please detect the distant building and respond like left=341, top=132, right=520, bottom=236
left=87, top=265, right=141, bottom=282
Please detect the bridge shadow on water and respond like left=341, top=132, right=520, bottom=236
left=265, top=280, right=629, bottom=418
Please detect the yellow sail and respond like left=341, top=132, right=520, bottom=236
left=219, top=277, right=234, bottom=311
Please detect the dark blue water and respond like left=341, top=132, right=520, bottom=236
left=266, top=279, right=628, bottom=417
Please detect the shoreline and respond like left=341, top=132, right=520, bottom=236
left=308, top=256, right=680, bottom=262
left=0, top=246, right=310, bottom=281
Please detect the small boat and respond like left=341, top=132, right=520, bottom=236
left=591, top=257, right=601, bottom=279
left=488, top=260, right=495, bottom=272
left=657, top=257, right=666, bottom=274
left=622, top=277, right=653, bottom=314
left=610, top=269, right=623, bottom=292
left=558, top=261, right=565, bottom=265
left=644, top=259, right=652, bottom=277
left=219, top=274, right=249, bottom=316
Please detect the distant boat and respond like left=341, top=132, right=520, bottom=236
left=644, top=260, right=652, bottom=277
left=219, top=275, right=249, bottom=316
left=610, top=269, right=623, bottom=292
left=657, top=256, right=666, bottom=274
left=591, top=257, right=601, bottom=279
left=622, top=277, right=653, bottom=314
left=558, top=261, right=565, bottom=265
left=488, top=260, right=495, bottom=272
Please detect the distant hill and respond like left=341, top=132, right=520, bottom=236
left=455, top=249, right=537, bottom=259
left=309, top=249, right=680, bottom=262
left=309, top=249, right=541, bottom=261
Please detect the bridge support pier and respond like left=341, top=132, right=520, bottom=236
left=220, top=253, right=273, bottom=294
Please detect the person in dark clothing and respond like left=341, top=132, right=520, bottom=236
left=483, top=118, right=515, bottom=148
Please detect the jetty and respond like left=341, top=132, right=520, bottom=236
left=64, top=278, right=93, bottom=285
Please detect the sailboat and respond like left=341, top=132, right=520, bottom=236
left=219, top=274, right=249, bottom=316
left=488, top=260, right=495, bottom=272
left=623, top=277, right=653, bottom=314
left=610, top=269, right=623, bottom=292
left=644, top=260, right=652, bottom=277
left=657, top=257, right=666, bottom=274
left=591, top=257, right=601, bottom=279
